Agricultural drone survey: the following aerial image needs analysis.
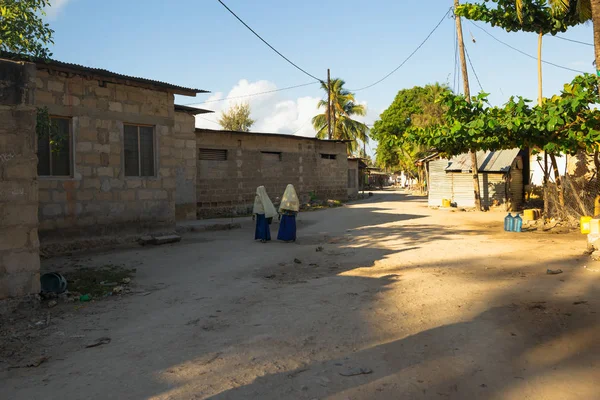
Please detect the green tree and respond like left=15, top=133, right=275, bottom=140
left=0, top=0, right=54, bottom=58
left=218, top=102, right=255, bottom=132
left=371, top=84, right=451, bottom=174
left=312, top=78, right=369, bottom=154
left=457, top=0, right=587, bottom=208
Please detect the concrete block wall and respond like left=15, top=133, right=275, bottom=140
left=0, top=60, right=40, bottom=300
left=34, top=70, right=179, bottom=239
left=173, top=112, right=197, bottom=220
left=195, top=129, right=348, bottom=218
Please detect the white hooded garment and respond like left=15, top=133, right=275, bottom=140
left=252, top=186, right=278, bottom=219
left=279, top=184, right=299, bottom=213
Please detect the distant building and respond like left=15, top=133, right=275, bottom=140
left=428, top=149, right=525, bottom=210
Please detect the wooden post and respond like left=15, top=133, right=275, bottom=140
left=454, top=0, right=481, bottom=211
left=327, top=69, right=332, bottom=140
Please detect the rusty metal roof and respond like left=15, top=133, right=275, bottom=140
left=0, top=51, right=208, bottom=96
left=445, top=149, right=521, bottom=172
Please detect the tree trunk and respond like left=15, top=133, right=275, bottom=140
left=549, top=153, right=565, bottom=210
left=455, top=0, right=482, bottom=211
left=538, top=30, right=543, bottom=106
left=543, top=153, right=549, bottom=218
left=591, top=0, right=600, bottom=82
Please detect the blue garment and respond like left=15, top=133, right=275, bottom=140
left=277, top=214, right=297, bottom=242
left=255, top=214, right=271, bottom=241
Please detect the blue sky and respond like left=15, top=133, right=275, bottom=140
left=46, top=0, right=595, bottom=155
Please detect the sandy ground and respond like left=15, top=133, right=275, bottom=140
left=1, top=190, right=599, bottom=400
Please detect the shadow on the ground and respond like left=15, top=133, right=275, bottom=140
left=8, top=191, right=599, bottom=400
left=204, top=255, right=600, bottom=400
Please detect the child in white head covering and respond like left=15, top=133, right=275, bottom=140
left=253, top=186, right=277, bottom=242
left=277, top=184, right=299, bottom=242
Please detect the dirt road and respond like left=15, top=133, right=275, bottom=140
left=2, top=191, right=599, bottom=399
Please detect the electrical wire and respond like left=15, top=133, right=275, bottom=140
left=216, top=0, right=323, bottom=82
left=553, top=35, right=594, bottom=47
left=180, top=82, right=318, bottom=106
left=349, top=7, right=452, bottom=92
left=197, top=116, right=222, bottom=127
left=464, top=46, right=484, bottom=92
left=469, top=21, right=587, bottom=74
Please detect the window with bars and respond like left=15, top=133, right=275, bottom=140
left=198, top=148, right=228, bottom=161
left=37, top=116, right=72, bottom=177
left=124, top=124, right=155, bottom=177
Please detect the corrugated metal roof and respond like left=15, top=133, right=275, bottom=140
left=445, top=149, right=520, bottom=172
left=174, top=104, right=214, bottom=115
left=195, top=128, right=351, bottom=144
left=1, top=51, right=208, bottom=96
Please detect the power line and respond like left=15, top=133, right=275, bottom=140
left=469, top=21, right=587, bottom=74
left=349, top=8, right=452, bottom=92
left=553, top=35, right=594, bottom=47
left=216, top=0, right=323, bottom=82
left=180, top=82, right=318, bottom=106
left=197, top=116, right=222, bottom=127
left=464, top=46, right=483, bottom=92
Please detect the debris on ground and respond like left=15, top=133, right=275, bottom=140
left=85, top=337, right=111, bottom=348
left=47, top=300, right=57, bottom=309
left=546, top=269, right=563, bottom=275
left=584, top=265, right=600, bottom=272
left=316, top=246, right=324, bottom=252
left=8, top=356, right=50, bottom=369
left=122, top=277, right=131, bottom=284
left=152, top=235, right=182, bottom=245
left=294, top=258, right=302, bottom=264
left=573, top=301, right=588, bottom=305
left=138, top=234, right=181, bottom=246
left=112, top=286, right=123, bottom=294
left=79, top=294, right=91, bottom=302
left=339, top=367, right=373, bottom=377
left=66, top=264, right=135, bottom=299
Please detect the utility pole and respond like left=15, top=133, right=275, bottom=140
left=327, top=69, right=332, bottom=140
left=454, top=0, right=482, bottom=211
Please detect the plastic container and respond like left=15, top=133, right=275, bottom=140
left=581, top=216, right=593, bottom=234
left=40, top=272, right=67, bottom=294
left=513, top=214, right=523, bottom=232
left=523, top=209, right=536, bottom=221
left=504, top=213, right=515, bottom=232
left=442, top=199, right=451, bottom=208
left=590, top=218, right=600, bottom=235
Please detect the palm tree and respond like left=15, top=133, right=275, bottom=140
left=515, top=1, right=595, bottom=86
left=312, top=78, right=369, bottom=154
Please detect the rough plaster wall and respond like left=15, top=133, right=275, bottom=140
left=195, top=131, right=348, bottom=218
left=35, top=70, right=179, bottom=238
left=0, top=60, right=40, bottom=300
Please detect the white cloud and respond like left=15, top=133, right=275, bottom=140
left=192, top=79, right=380, bottom=141
left=45, top=0, right=72, bottom=19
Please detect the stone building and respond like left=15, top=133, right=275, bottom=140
left=0, top=52, right=355, bottom=305
left=1, top=59, right=40, bottom=303
left=16, top=54, right=209, bottom=239
left=195, top=128, right=349, bottom=218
